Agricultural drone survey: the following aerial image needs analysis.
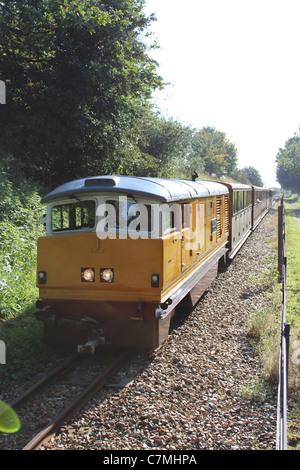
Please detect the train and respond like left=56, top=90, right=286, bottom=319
left=35, top=176, right=274, bottom=352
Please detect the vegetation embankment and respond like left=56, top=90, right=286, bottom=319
left=0, top=172, right=58, bottom=387
left=284, top=196, right=300, bottom=449
left=247, top=200, right=299, bottom=379
left=0, top=1, right=266, bottom=189
left=246, top=196, right=300, bottom=448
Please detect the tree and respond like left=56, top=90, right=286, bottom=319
left=230, top=168, right=251, bottom=185
left=276, top=133, right=300, bottom=193
left=0, top=0, right=162, bottom=186
left=136, top=111, right=193, bottom=178
left=242, top=166, right=264, bottom=187
left=187, top=127, right=238, bottom=178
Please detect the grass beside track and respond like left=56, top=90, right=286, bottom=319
left=244, top=197, right=299, bottom=449
left=284, top=196, right=300, bottom=449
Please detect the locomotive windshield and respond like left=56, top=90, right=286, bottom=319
left=51, top=200, right=95, bottom=232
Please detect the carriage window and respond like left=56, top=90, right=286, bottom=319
left=246, top=191, right=252, bottom=207
left=52, top=200, right=95, bottom=232
left=238, top=191, right=244, bottom=211
left=233, top=192, right=238, bottom=214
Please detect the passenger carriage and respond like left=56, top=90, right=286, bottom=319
left=221, top=183, right=253, bottom=259
left=252, top=186, right=270, bottom=229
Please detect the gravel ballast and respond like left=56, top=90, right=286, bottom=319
left=41, top=208, right=278, bottom=451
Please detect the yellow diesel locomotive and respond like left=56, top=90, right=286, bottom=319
left=35, top=176, right=272, bottom=351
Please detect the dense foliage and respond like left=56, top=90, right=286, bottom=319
left=189, top=127, right=237, bottom=178
left=0, top=169, right=58, bottom=387
left=242, top=167, right=264, bottom=187
left=276, top=132, right=300, bottom=193
left=0, top=0, right=264, bottom=189
left=0, top=171, right=45, bottom=319
left=0, top=0, right=162, bottom=185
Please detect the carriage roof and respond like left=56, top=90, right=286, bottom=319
left=41, top=176, right=229, bottom=204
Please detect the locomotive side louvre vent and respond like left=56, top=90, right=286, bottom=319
left=224, top=196, right=229, bottom=233
left=216, top=197, right=222, bottom=240
left=205, top=199, right=211, bottom=218
left=216, top=197, right=221, bottom=217
left=199, top=202, right=205, bottom=219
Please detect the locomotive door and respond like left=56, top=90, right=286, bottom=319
left=205, top=198, right=213, bottom=249
left=197, top=201, right=205, bottom=254
left=181, top=203, right=192, bottom=271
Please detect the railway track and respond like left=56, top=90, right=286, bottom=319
left=4, top=348, right=132, bottom=450
left=11, top=352, right=81, bottom=411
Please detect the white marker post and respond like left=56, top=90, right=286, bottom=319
left=0, top=81, right=6, bottom=104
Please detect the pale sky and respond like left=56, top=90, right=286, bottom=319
left=144, top=0, right=300, bottom=187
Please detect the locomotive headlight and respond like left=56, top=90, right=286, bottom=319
left=100, top=268, right=114, bottom=283
left=38, top=271, right=47, bottom=285
left=151, top=274, right=159, bottom=288
left=81, top=268, right=95, bottom=282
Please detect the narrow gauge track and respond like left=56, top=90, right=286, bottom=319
left=4, top=348, right=131, bottom=450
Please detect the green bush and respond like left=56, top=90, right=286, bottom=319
left=0, top=173, right=45, bottom=319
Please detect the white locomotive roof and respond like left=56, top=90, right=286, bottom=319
left=41, top=175, right=229, bottom=204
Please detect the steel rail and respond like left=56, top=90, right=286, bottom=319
left=11, top=352, right=81, bottom=410
left=23, top=348, right=132, bottom=450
